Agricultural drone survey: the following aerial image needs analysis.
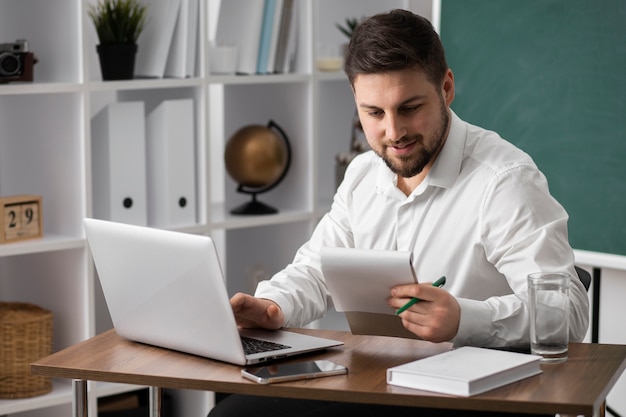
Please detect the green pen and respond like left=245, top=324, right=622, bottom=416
left=395, top=276, right=446, bottom=315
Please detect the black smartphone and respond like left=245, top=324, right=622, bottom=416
left=241, top=360, right=348, bottom=384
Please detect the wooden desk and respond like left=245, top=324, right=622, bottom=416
left=31, top=329, right=626, bottom=417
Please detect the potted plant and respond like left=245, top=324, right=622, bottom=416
left=88, top=0, right=148, bottom=80
left=335, top=17, right=361, bottom=62
left=335, top=17, right=360, bottom=40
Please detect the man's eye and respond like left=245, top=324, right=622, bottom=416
left=401, top=105, right=420, bottom=114
left=367, top=110, right=383, bottom=118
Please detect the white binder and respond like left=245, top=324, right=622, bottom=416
left=135, top=0, right=182, bottom=78
left=145, top=99, right=197, bottom=227
left=91, top=102, right=148, bottom=225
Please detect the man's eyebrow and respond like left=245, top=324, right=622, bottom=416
left=358, top=95, right=428, bottom=110
left=358, top=103, right=381, bottom=110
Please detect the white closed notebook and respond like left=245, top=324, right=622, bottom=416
left=387, top=346, right=542, bottom=396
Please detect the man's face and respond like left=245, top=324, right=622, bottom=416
left=353, top=69, right=454, bottom=179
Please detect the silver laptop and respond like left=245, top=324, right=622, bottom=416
left=83, top=218, right=343, bottom=365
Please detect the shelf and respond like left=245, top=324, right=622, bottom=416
left=0, top=82, right=84, bottom=96
left=0, top=379, right=73, bottom=416
left=207, top=72, right=311, bottom=85
left=210, top=202, right=313, bottom=230
left=0, top=235, right=85, bottom=258
left=86, top=77, right=204, bottom=92
left=313, top=70, right=347, bottom=81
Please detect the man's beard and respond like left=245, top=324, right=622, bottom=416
left=379, top=99, right=450, bottom=178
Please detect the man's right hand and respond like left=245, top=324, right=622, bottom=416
left=230, top=292, right=285, bottom=330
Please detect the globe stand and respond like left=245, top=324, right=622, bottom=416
left=230, top=193, right=278, bottom=215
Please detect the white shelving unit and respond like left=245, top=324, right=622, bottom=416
left=0, top=1, right=434, bottom=416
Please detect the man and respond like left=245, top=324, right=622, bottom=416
left=209, top=9, right=589, bottom=417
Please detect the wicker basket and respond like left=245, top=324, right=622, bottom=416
left=0, top=302, right=53, bottom=399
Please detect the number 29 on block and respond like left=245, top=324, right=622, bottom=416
left=1, top=195, right=43, bottom=243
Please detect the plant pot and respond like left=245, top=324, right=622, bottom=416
left=96, top=44, right=137, bottom=81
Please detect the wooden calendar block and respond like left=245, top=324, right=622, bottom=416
left=0, top=195, right=43, bottom=243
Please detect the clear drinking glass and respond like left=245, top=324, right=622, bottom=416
left=528, top=272, right=570, bottom=363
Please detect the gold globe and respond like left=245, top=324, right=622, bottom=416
left=224, top=124, right=289, bottom=188
left=224, top=121, right=291, bottom=215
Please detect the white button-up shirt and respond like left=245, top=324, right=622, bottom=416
left=256, top=111, right=589, bottom=347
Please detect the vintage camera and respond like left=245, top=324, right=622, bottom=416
left=0, top=39, right=35, bottom=83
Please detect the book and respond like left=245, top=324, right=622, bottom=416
left=256, top=0, right=276, bottom=74
left=163, top=0, right=188, bottom=78
left=135, top=0, right=182, bottom=78
left=387, top=346, right=542, bottom=397
left=184, top=0, right=199, bottom=77
left=265, top=0, right=283, bottom=74
left=215, top=0, right=265, bottom=75
left=272, top=0, right=293, bottom=73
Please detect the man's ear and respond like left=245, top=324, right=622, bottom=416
left=443, top=69, right=455, bottom=106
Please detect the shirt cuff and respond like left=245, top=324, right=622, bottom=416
left=451, top=298, right=492, bottom=347
left=255, top=279, right=294, bottom=327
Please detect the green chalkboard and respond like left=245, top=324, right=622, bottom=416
left=440, top=0, right=626, bottom=256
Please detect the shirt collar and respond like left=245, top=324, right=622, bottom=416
left=428, top=109, right=466, bottom=189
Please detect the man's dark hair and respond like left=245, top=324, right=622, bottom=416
left=344, top=9, right=448, bottom=87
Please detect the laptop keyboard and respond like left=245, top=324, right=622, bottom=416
left=241, top=336, right=291, bottom=355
